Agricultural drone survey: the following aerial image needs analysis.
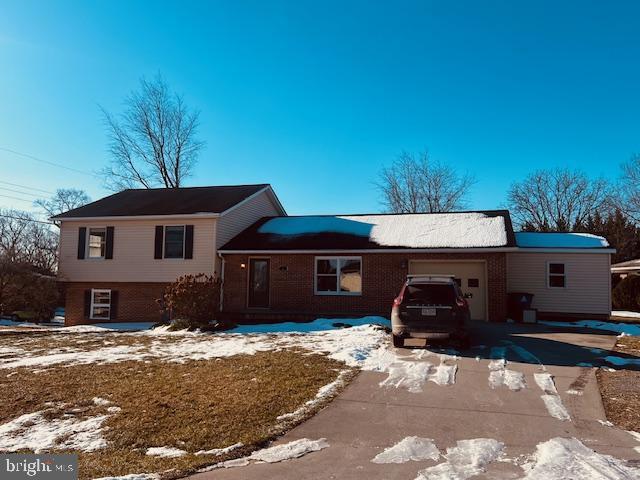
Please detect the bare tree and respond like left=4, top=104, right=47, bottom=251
left=618, top=154, right=640, bottom=223
left=0, top=209, right=58, bottom=273
left=507, top=168, right=610, bottom=231
left=101, top=74, right=204, bottom=190
left=377, top=150, right=475, bottom=213
left=34, top=188, right=90, bottom=228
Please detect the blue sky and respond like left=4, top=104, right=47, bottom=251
left=1, top=1, right=639, bottom=217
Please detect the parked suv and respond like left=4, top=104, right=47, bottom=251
left=391, top=275, right=471, bottom=348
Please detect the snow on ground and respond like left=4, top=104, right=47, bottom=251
left=195, top=442, right=244, bottom=457
left=541, top=395, right=571, bottom=421
left=534, top=373, right=558, bottom=395
left=612, top=311, right=640, bottom=319
left=0, top=410, right=109, bottom=453
left=603, top=356, right=640, bottom=367
left=228, top=316, right=390, bottom=333
left=515, top=232, right=609, bottom=248
left=540, top=320, right=640, bottom=337
left=520, top=437, right=640, bottom=479
left=371, top=436, right=440, bottom=464
left=93, top=474, right=159, bottom=480
left=258, top=213, right=508, bottom=248
left=277, top=370, right=350, bottom=422
left=205, top=438, right=329, bottom=470
left=145, top=446, right=187, bottom=458
left=488, top=359, right=526, bottom=391
left=415, top=438, right=504, bottom=480
left=380, top=357, right=457, bottom=393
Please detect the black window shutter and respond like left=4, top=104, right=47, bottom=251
left=154, top=226, right=164, bottom=259
left=83, top=290, right=91, bottom=318
left=184, top=225, right=194, bottom=259
left=77, top=227, right=87, bottom=259
left=110, top=290, right=119, bottom=321
left=105, top=226, right=115, bottom=259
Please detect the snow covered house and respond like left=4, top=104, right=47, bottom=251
left=54, top=185, right=614, bottom=325
left=219, top=213, right=614, bottom=322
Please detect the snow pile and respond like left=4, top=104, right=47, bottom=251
left=515, top=232, right=609, bottom=249
left=488, top=359, right=526, bottom=391
left=540, top=320, right=640, bottom=337
left=258, top=213, right=508, bottom=248
left=277, top=370, right=350, bottom=422
left=415, top=438, right=504, bottom=480
left=195, top=442, right=243, bottom=457
left=380, top=360, right=457, bottom=393
left=534, top=373, right=558, bottom=395
left=145, top=446, right=187, bottom=458
left=612, top=311, right=640, bottom=319
left=520, top=437, right=640, bottom=479
left=0, top=410, right=109, bottom=453
left=372, top=436, right=440, bottom=464
left=207, top=438, right=329, bottom=469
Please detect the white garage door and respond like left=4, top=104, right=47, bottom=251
left=408, top=261, right=487, bottom=321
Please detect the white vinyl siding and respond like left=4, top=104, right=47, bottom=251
left=58, top=218, right=216, bottom=283
left=216, top=189, right=283, bottom=249
left=507, top=252, right=611, bottom=315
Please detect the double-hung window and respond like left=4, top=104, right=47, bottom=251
left=164, top=226, right=185, bottom=259
left=548, top=263, right=566, bottom=288
left=90, top=289, right=111, bottom=320
left=315, top=257, right=362, bottom=295
left=87, top=228, right=106, bottom=259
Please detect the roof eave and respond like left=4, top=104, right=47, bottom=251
left=55, top=212, right=221, bottom=222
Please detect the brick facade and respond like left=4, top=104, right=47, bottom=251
left=64, top=282, right=169, bottom=326
left=222, top=252, right=508, bottom=321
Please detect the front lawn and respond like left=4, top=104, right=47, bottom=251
left=597, top=335, right=640, bottom=432
left=0, top=329, right=356, bottom=479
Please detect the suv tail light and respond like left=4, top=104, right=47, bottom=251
left=393, top=284, right=407, bottom=308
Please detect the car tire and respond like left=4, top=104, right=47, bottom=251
left=392, top=334, right=404, bottom=348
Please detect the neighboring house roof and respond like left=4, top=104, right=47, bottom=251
left=52, top=184, right=283, bottom=219
left=515, top=232, right=610, bottom=249
left=611, top=259, right=640, bottom=273
left=220, top=210, right=517, bottom=251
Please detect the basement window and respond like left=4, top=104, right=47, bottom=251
left=315, top=257, right=362, bottom=295
left=90, top=289, right=111, bottom=320
left=548, top=263, right=566, bottom=288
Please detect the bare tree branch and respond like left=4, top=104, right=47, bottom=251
left=34, top=188, right=90, bottom=228
left=376, top=150, right=475, bottom=213
left=507, top=168, right=611, bottom=231
left=100, top=74, right=204, bottom=190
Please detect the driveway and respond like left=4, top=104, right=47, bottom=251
left=189, top=322, right=640, bottom=479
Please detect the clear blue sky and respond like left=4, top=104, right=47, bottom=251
left=1, top=1, right=639, bottom=217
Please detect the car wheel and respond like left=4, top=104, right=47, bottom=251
left=392, top=334, right=404, bottom=348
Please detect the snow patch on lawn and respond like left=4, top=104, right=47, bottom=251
left=520, top=437, right=640, bottom=479
left=540, top=320, right=640, bottom=337
left=145, top=446, right=187, bottom=458
left=93, top=474, right=159, bottom=480
left=612, top=310, right=640, bottom=319
left=415, top=438, right=504, bottom=480
left=541, top=394, right=571, bottom=421
left=372, top=436, right=440, bottom=464
left=0, top=410, right=109, bottom=453
left=206, top=438, right=329, bottom=470
left=228, top=316, right=389, bottom=333
left=195, top=442, right=243, bottom=457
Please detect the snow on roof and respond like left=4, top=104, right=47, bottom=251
left=515, top=232, right=609, bottom=249
left=257, top=212, right=508, bottom=248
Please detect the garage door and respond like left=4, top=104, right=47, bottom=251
left=408, top=261, right=487, bottom=321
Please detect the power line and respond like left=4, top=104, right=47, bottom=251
left=0, top=213, right=54, bottom=225
left=0, top=186, right=42, bottom=199
left=0, top=193, right=34, bottom=204
left=0, top=180, right=54, bottom=195
left=0, top=146, right=98, bottom=177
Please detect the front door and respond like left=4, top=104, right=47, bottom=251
left=248, top=258, right=270, bottom=308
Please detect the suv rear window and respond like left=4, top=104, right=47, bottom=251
left=405, top=284, right=456, bottom=305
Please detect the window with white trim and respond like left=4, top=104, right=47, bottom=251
left=164, top=226, right=185, bottom=258
left=315, top=257, right=362, bottom=295
left=548, top=263, right=566, bottom=288
left=90, top=289, right=111, bottom=320
left=87, top=228, right=106, bottom=258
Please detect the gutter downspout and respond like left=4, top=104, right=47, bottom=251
left=218, top=252, right=225, bottom=312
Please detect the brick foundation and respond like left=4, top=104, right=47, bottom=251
left=222, top=252, right=508, bottom=321
left=63, top=282, right=169, bottom=326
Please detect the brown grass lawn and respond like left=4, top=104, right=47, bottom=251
left=0, top=330, right=355, bottom=479
left=597, top=335, right=640, bottom=432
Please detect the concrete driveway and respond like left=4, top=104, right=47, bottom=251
left=189, top=322, right=640, bottom=479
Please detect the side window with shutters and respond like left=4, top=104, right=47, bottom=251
left=78, top=227, right=114, bottom=260
left=154, top=225, right=194, bottom=259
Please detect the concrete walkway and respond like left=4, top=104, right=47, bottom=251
left=188, top=322, right=640, bottom=479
